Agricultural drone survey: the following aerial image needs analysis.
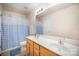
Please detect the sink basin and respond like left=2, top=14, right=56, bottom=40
left=60, top=42, right=79, bottom=56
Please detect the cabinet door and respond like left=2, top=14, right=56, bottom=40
left=26, top=40, right=30, bottom=56
left=28, top=40, right=34, bottom=56
left=34, top=43, right=39, bottom=56
left=26, top=39, right=34, bottom=56
left=29, top=44, right=33, bottom=56
left=40, top=46, right=59, bottom=56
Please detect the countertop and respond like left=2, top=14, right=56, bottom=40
left=26, top=35, right=79, bottom=56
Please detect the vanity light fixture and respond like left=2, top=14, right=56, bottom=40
left=37, top=8, right=44, bottom=13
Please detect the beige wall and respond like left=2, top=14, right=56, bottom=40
left=2, top=10, right=29, bottom=25
left=28, top=11, right=36, bottom=35
left=42, top=4, right=79, bottom=39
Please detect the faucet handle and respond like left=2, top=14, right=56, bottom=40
left=58, top=40, right=64, bottom=45
left=58, top=40, right=61, bottom=44
left=59, top=40, right=62, bottom=44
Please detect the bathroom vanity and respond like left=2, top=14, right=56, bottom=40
left=26, top=39, right=59, bottom=56
left=26, top=35, right=79, bottom=56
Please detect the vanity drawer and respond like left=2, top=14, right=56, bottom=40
left=28, top=39, right=33, bottom=46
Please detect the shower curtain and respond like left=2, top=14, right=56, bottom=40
left=1, top=12, right=29, bottom=51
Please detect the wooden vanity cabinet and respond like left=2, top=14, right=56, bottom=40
left=40, top=46, right=53, bottom=56
left=26, top=39, right=59, bottom=56
left=28, top=40, right=34, bottom=56
left=40, top=46, right=59, bottom=56
left=26, top=40, right=30, bottom=56
left=26, top=39, right=33, bottom=56
left=34, top=43, right=40, bottom=56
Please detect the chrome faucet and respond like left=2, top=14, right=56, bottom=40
left=36, top=34, right=39, bottom=38
left=59, top=40, right=62, bottom=44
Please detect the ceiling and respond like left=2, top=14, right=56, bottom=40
left=37, top=3, right=76, bottom=17
left=2, top=3, right=75, bottom=16
left=2, top=3, right=53, bottom=14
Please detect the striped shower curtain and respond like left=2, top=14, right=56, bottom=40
left=1, top=12, right=29, bottom=51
